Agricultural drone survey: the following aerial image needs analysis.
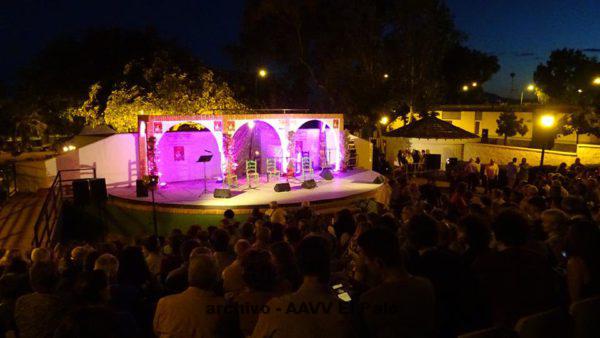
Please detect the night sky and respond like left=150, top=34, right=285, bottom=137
left=2, top=0, right=600, bottom=98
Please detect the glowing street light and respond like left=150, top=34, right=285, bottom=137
left=471, top=82, right=478, bottom=87
left=258, top=68, right=268, bottom=78
left=462, top=85, right=469, bottom=92
left=379, top=116, right=389, bottom=125
left=383, top=73, right=389, bottom=79
left=521, top=84, right=536, bottom=105
left=592, top=76, right=600, bottom=85
left=578, top=89, right=583, bottom=93
left=539, top=114, right=556, bottom=167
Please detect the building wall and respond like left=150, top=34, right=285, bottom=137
left=463, top=143, right=578, bottom=166
left=349, top=135, right=373, bottom=170
left=383, top=137, right=479, bottom=169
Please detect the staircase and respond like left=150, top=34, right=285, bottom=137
left=0, top=193, right=45, bottom=251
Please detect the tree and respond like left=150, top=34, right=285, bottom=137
left=496, top=111, right=528, bottom=145
left=230, top=0, right=496, bottom=124
left=68, top=53, right=245, bottom=132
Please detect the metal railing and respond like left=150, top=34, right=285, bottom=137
left=32, top=167, right=96, bottom=247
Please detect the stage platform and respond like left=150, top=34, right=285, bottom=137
left=108, top=169, right=384, bottom=215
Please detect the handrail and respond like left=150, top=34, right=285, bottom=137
left=32, top=166, right=97, bottom=248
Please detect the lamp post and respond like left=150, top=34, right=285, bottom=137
left=592, top=76, right=600, bottom=86
left=539, top=114, right=556, bottom=167
left=520, top=84, right=535, bottom=105
left=255, top=67, right=268, bottom=100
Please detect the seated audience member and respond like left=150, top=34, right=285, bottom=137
left=154, top=254, right=225, bottom=338
left=565, top=218, right=600, bottom=302
left=94, top=253, right=119, bottom=283
left=540, top=209, right=569, bottom=267
left=283, top=226, right=303, bottom=249
left=211, top=229, right=235, bottom=276
left=269, top=241, right=302, bottom=292
left=235, top=249, right=278, bottom=336
left=30, top=248, right=51, bottom=264
left=165, top=240, right=200, bottom=293
left=15, top=261, right=65, bottom=338
left=406, top=213, right=462, bottom=338
left=472, top=209, right=557, bottom=327
left=141, top=236, right=163, bottom=276
left=357, top=227, right=435, bottom=338
left=457, top=214, right=492, bottom=267
left=251, top=236, right=353, bottom=338
left=252, top=227, right=271, bottom=251
left=222, top=239, right=251, bottom=294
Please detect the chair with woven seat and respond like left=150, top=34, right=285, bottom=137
left=246, top=160, right=260, bottom=188
left=301, top=156, right=314, bottom=181
left=266, top=158, right=280, bottom=182
left=225, top=172, right=238, bottom=188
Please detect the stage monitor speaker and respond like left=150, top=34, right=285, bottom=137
left=447, top=157, right=458, bottom=168
left=301, top=179, right=317, bottom=189
left=90, top=178, right=107, bottom=203
left=373, top=175, right=385, bottom=184
left=425, top=154, right=441, bottom=171
left=136, top=179, right=148, bottom=197
left=213, top=188, right=232, bottom=198
left=72, top=179, right=90, bottom=206
left=320, top=169, right=334, bottom=180
left=274, top=182, right=291, bottom=192
left=481, top=129, right=489, bottom=143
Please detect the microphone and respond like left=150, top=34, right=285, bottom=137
left=204, top=149, right=212, bottom=153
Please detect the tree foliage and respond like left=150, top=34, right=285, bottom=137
left=231, top=0, right=499, bottom=124
left=496, top=111, right=528, bottom=145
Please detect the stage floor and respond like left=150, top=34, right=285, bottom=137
left=108, top=169, right=383, bottom=210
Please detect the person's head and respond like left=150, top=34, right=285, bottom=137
left=241, top=249, right=277, bottom=292
left=241, top=222, right=255, bottom=239
left=234, top=239, right=251, bottom=258
left=525, top=196, right=547, bottom=220
left=407, top=213, right=439, bottom=249
left=270, top=209, right=287, bottom=225
left=117, top=246, right=151, bottom=286
left=541, top=209, right=569, bottom=237
left=565, top=219, right=600, bottom=275
left=70, top=246, right=88, bottom=266
left=256, top=227, right=271, bottom=244
left=561, top=196, right=591, bottom=219
left=575, top=158, right=581, bottom=164
left=269, top=201, right=278, bottom=209
left=224, top=209, right=235, bottom=220
left=142, top=235, right=160, bottom=255
left=180, top=239, right=201, bottom=262
left=458, top=214, right=491, bottom=251
left=75, top=270, right=109, bottom=305
left=489, top=159, right=495, bottom=165
left=94, top=253, right=119, bottom=282
left=188, top=254, right=218, bottom=290
left=357, top=228, right=403, bottom=278
left=284, top=226, right=302, bottom=247
left=296, top=236, right=330, bottom=283
left=31, top=247, right=51, bottom=263
left=210, top=228, right=230, bottom=253
left=521, top=158, right=527, bottom=164
left=301, top=200, right=310, bottom=208
left=29, top=261, right=58, bottom=293
left=492, top=209, right=530, bottom=248
left=269, top=241, right=296, bottom=269
left=512, top=157, right=517, bottom=163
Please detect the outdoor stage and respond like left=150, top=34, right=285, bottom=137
left=108, top=169, right=384, bottom=216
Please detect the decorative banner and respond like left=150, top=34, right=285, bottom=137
left=226, top=120, right=236, bottom=132
left=214, top=120, right=223, bottom=132
left=333, top=119, right=339, bottom=129
left=174, top=146, right=185, bottom=161
left=153, top=122, right=163, bottom=134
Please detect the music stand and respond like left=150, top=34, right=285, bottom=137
left=197, top=154, right=213, bottom=194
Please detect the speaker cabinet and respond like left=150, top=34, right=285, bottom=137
left=320, top=169, right=333, bottom=180
left=301, top=179, right=317, bottom=189
left=90, top=178, right=107, bottom=203
left=72, top=179, right=90, bottom=205
left=274, top=183, right=291, bottom=192
left=136, top=179, right=148, bottom=197
left=213, top=188, right=232, bottom=198
left=425, top=154, right=441, bottom=170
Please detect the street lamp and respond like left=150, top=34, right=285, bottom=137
left=258, top=68, right=268, bottom=78
left=383, top=73, right=389, bottom=79
left=471, top=82, right=478, bottom=87
left=255, top=68, right=268, bottom=100
left=592, top=76, right=600, bottom=86
left=379, top=116, right=389, bottom=125
left=520, top=84, right=535, bottom=105
left=539, top=114, right=556, bottom=167
left=462, top=85, right=469, bottom=92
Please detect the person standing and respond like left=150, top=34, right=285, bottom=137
left=485, top=159, right=499, bottom=193
left=517, top=158, right=530, bottom=184
left=506, top=157, right=518, bottom=188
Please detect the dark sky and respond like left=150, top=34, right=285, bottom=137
left=2, top=0, right=600, bottom=98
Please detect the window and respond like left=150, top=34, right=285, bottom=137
left=475, top=111, right=483, bottom=120
left=441, top=111, right=461, bottom=120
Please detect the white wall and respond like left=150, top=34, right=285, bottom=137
left=463, top=143, right=577, bottom=166
left=157, top=131, right=221, bottom=182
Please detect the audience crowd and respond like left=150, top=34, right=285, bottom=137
left=0, top=157, right=598, bottom=338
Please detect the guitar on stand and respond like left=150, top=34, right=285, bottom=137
left=197, top=151, right=213, bottom=195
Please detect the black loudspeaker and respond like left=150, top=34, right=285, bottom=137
left=482, top=129, right=489, bottom=143
left=425, top=154, right=441, bottom=170
left=90, top=178, right=107, bottom=203
left=72, top=179, right=90, bottom=205
left=320, top=169, right=334, bottom=180
left=447, top=157, right=458, bottom=168
left=301, top=179, right=317, bottom=189
left=274, top=182, right=291, bottom=192
left=213, top=188, right=232, bottom=198
left=136, top=179, right=148, bottom=197
left=373, top=176, right=385, bottom=184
